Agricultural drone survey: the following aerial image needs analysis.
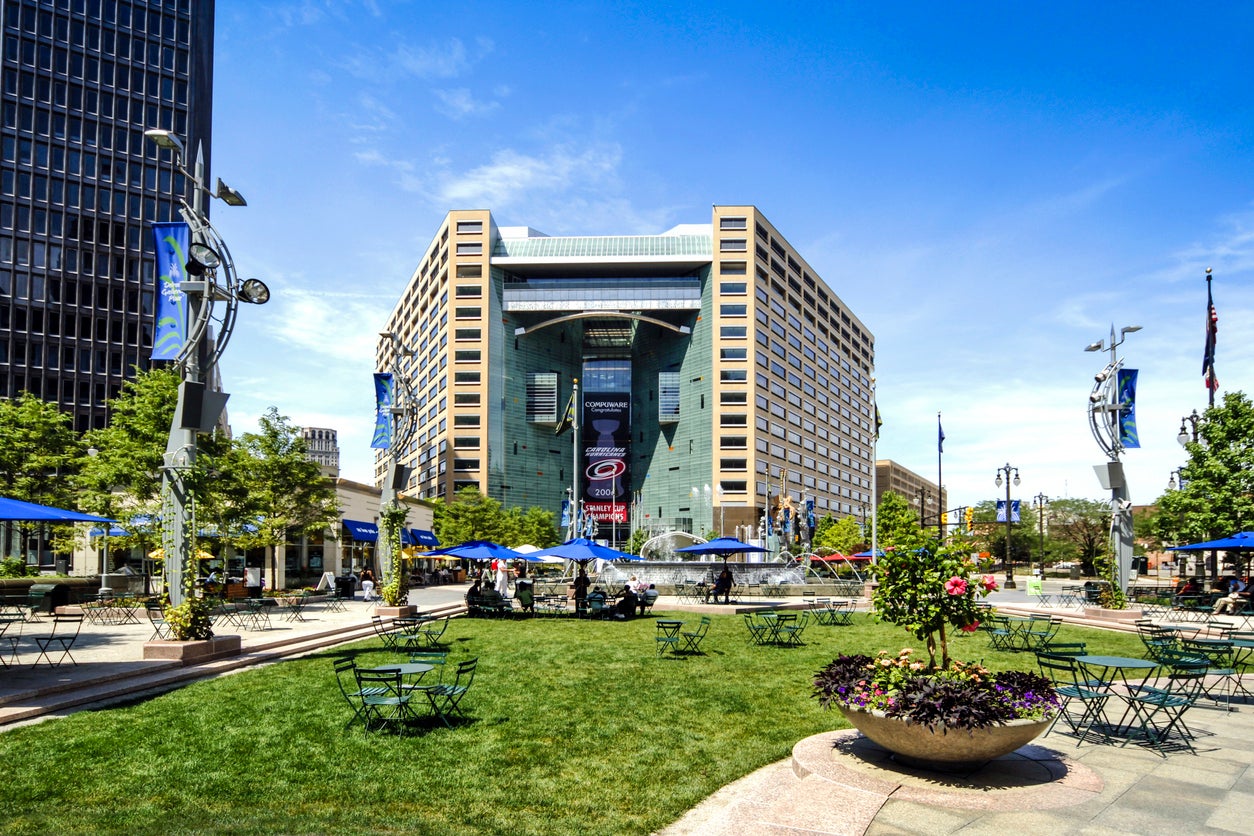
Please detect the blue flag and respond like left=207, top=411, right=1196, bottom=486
left=151, top=222, right=189, bottom=360
left=1117, top=369, right=1140, bottom=449
left=371, top=373, right=393, bottom=449
left=938, top=416, right=945, bottom=453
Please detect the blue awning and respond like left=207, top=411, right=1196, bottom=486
left=412, top=529, right=439, bottom=547
left=343, top=519, right=379, bottom=542
left=90, top=525, right=130, bottom=538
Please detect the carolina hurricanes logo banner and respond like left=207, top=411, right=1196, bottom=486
left=371, top=373, right=393, bottom=449
left=581, top=393, right=630, bottom=523
left=151, top=222, right=189, bottom=360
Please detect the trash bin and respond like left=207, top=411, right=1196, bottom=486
left=1069, top=565, right=1081, bottom=580
left=335, top=575, right=356, bottom=600
left=28, top=582, right=70, bottom=614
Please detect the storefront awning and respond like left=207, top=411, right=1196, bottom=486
left=343, top=519, right=379, bottom=542
left=412, top=529, right=439, bottom=547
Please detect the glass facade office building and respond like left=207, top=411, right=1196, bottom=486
left=379, top=207, right=877, bottom=541
left=0, top=0, right=215, bottom=430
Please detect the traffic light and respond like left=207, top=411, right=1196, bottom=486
left=965, top=507, right=974, bottom=533
left=941, top=511, right=949, bottom=527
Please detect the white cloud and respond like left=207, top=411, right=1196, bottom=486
left=433, top=87, right=501, bottom=119
left=434, top=143, right=623, bottom=208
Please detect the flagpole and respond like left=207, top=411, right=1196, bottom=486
left=937, top=411, right=944, bottom=542
left=1205, top=268, right=1217, bottom=408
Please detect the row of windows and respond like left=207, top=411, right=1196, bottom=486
left=3, top=97, right=187, bottom=152
left=5, top=63, right=187, bottom=109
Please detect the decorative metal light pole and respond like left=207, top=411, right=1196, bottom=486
left=375, top=331, right=419, bottom=594
left=1084, top=323, right=1141, bottom=593
left=145, top=129, right=269, bottom=606
left=995, top=463, right=1019, bottom=589
left=1034, top=493, right=1048, bottom=577
left=1177, top=410, right=1204, bottom=447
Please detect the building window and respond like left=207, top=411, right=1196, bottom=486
left=719, top=458, right=748, bottom=471
left=455, top=242, right=482, bottom=255
left=719, top=238, right=747, bottom=252
left=720, top=326, right=746, bottom=339
left=454, top=392, right=481, bottom=405
left=658, top=370, right=679, bottom=423
left=455, top=264, right=482, bottom=278
left=721, top=347, right=747, bottom=360
left=453, top=458, right=480, bottom=471
left=454, top=350, right=480, bottom=363
left=720, top=262, right=747, bottom=276
left=720, top=480, right=748, bottom=493
left=456, top=220, right=483, bottom=234
left=526, top=371, right=558, bottom=423
left=454, top=371, right=480, bottom=385
left=720, top=391, right=747, bottom=404
left=453, top=436, right=480, bottom=449
left=454, top=328, right=480, bottom=341
left=454, top=306, right=480, bottom=319
left=719, top=304, right=746, bottom=317
left=454, top=414, right=481, bottom=427
left=720, top=216, right=748, bottom=230
left=454, top=284, right=482, bottom=297
left=721, top=435, right=747, bottom=449
left=720, top=413, right=748, bottom=427
left=719, top=369, right=747, bottom=383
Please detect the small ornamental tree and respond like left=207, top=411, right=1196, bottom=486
left=871, top=537, right=997, bottom=670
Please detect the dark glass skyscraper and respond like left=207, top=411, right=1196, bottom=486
left=0, top=0, right=214, bottom=430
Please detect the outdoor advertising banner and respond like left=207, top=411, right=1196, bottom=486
left=371, top=373, right=393, bottom=449
left=151, top=221, right=189, bottom=360
left=581, top=392, right=630, bottom=522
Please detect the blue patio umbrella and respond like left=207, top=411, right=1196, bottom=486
left=676, top=536, right=769, bottom=558
left=0, top=496, right=114, bottom=524
left=529, top=537, right=642, bottom=564
left=1168, top=531, right=1254, bottom=576
left=426, top=540, right=521, bottom=562
left=1167, top=532, right=1254, bottom=553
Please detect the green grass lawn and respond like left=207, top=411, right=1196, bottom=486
left=0, top=611, right=1146, bottom=835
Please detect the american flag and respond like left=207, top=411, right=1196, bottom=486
left=1203, top=279, right=1218, bottom=392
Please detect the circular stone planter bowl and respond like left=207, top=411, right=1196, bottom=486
left=839, top=707, right=1052, bottom=772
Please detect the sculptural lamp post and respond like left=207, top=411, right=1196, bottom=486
left=146, top=129, right=269, bottom=606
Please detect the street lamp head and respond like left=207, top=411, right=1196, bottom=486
left=239, top=278, right=270, bottom=305
left=1013, top=471, right=1021, bottom=486
left=995, top=472, right=1002, bottom=488
left=214, top=177, right=247, bottom=207
left=1120, top=325, right=1142, bottom=336
left=184, top=242, right=221, bottom=276
left=1084, top=341, right=1104, bottom=352
left=144, top=128, right=184, bottom=156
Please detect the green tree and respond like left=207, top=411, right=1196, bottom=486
left=232, top=408, right=340, bottom=590
left=1155, top=391, right=1254, bottom=550
left=1047, top=498, right=1111, bottom=576
left=0, top=392, right=81, bottom=508
left=814, top=515, right=863, bottom=554
left=626, top=527, right=648, bottom=555
left=0, top=392, right=82, bottom=562
left=875, top=491, right=921, bottom=551
left=433, top=488, right=509, bottom=546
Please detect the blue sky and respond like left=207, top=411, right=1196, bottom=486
left=202, top=1, right=1254, bottom=515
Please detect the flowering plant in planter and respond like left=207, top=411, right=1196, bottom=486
left=813, top=649, right=1059, bottom=730
left=813, top=537, right=1058, bottom=733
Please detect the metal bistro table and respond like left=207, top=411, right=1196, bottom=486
left=656, top=620, right=683, bottom=656
left=363, top=662, right=436, bottom=689
left=1075, top=654, right=1160, bottom=737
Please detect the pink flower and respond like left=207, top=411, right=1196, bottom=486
left=960, top=622, right=979, bottom=633
left=944, top=577, right=968, bottom=595
left=980, top=575, right=999, bottom=592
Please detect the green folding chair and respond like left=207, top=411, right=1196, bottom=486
left=1035, top=652, right=1113, bottom=745
left=680, top=616, right=711, bottom=653
left=355, top=667, right=418, bottom=733
left=425, top=657, right=478, bottom=727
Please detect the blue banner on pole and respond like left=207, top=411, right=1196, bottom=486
left=1117, top=368, right=1140, bottom=448
left=151, top=222, right=189, bottom=360
left=371, top=373, right=393, bottom=449
left=996, top=500, right=1022, bottom=523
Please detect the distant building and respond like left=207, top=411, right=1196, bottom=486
left=875, top=459, right=947, bottom=529
left=300, top=426, right=340, bottom=476
left=377, top=206, right=877, bottom=544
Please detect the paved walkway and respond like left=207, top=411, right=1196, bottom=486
left=3, top=581, right=1253, bottom=834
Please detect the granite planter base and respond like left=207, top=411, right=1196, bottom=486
left=373, top=605, right=416, bottom=618
left=1082, top=607, right=1143, bottom=623
left=143, top=635, right=242, bottom=665
left=838, top=707, right=1051, bottom=771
